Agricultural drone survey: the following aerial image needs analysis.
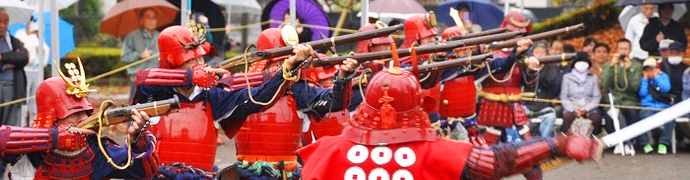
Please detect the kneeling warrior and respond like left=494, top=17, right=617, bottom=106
left=2, top=60, right=158, bottom=179
left=296, top=61, right=603, bottom=180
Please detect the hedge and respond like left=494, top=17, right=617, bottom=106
left=530, top=0, right=621, bottom=40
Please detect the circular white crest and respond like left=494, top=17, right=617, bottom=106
left=367, top=168, right=390, bottom=180
left=394, top=147, right=416, bottom=167
left=344, top=166, right=366, bottom=180
left=370, top=146, right=393, bottom=165
left=391, top=169, right=414, bottom=180
left=347, top=145, right=369, bottom=164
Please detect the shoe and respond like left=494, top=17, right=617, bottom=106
left=643, top=144, right=654, bottom=154
left=613, top=144, right=623, bottom=155
left=625, top=144, right=635, bottom=156
left=658, top=144, right=668, bottom=155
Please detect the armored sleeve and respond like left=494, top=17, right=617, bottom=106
left=462, top=135, right=600, bottom=180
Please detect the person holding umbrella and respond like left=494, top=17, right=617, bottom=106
left=625, top=3, right=656, bottom=60
left=121, top=8, right=160, bottom=95
left=640, top=3, right=688, bottom=56
left=0, top=8, right=28, bottom=127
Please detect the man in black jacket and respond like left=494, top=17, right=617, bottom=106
left=640, top=3, right=688, bottom=57
left=0, top=8, right=29, bottom=127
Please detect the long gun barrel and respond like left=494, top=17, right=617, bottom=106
left=217, top=24, right=404, bottom=68
left=489, top=24, right=584, bottom=50
left=403, top=53, right=494, bottom=73
left=400, top=52, right=577, bottom=73
left=313, top=31, right=523, bottom=66
left=79, top=96, right=181, bottom=129
left=449, top=28, right=507, bottom=41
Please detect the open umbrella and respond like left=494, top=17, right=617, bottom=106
left=8, top=13, right=75, bottom=60
left=25, top=0, right=78, bottom=11
left=261, top=0, right=331, bottom=42
left=357, top=0, right=426, bottom=19
left=616, top=0, right=690, bottom=6
left=100, top=0, right=179, bottom=38
left=211, top=0, right=261, bottom=13
left=618, top=4, right=687, bottom=31
left=437, top=0, right=504, bottom=30
left=0, top=0, right=34, bottom=25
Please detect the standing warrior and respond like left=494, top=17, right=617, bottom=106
left=305, top=23, right=391, bottom=142
left=296, top=62, right=603, bottom=180
left=132, top=25, right=354, bottom=179
left=227, top=27, right=356, bottom=179
left=1, top=60, right=158, bottom=179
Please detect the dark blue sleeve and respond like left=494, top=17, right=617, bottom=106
left=349, top=86, right=365, bottom=112
left=210, top=69, right=288, bottom=123
left=292, top=76, right=350, bottom=117
left=89, top=136, right=156, bottom=179
left=471, top=49, right=523, bottom=79
left=131, top=84, right=174, bottom=104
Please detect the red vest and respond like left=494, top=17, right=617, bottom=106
left=439, top=76, right=477, bottom=118
left=297, top=136, right=473, bottom=180
left=149, top=102, right=217, bottom=171
left=235, top=95, right=302, bottom=163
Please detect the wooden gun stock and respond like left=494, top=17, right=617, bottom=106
left=79, top=96, right=181, bottom=130
left=531, top=53, right=579, bottom=64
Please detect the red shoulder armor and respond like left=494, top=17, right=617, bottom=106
left=225, top=69, right=275, bottom=90
left=135, top=65, right=217, bottom=88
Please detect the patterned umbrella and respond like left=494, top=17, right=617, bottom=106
left=437, top=0, right=504, bottom=30
left=100, top=0, right=179, bottom=38
left=261, top=0, right=331, bottom=42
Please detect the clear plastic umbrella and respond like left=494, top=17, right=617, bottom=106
left=0, top=0, right=34, bottom=25
left=25, top=0, right=78, bottom=11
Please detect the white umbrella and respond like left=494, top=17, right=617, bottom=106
left=618, top=4, right=686, bottom=31
left=25, top=0, right=78, bottom=11
left=0, top=0, right=34, bottom=25
left=211, top=0, right=262, bottom=12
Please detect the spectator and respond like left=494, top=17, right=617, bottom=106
left=625, top=3, right=656, bottom=60
left=659, top=40, right=688, bottom=103
left=560, top=54, right=602, bottom=135
left=0, top=8, right=29, bottom=127
left=590, top=43, right=610, bottom=81
left=14, top=16, right=49, bottom=125
left=121, top=8, right=160, bottom=94
left=640, top=3, right=688, bottom=57
left=549, top=39, right=564, bottom=55
left=602, top=38, right=642, bottom=154
left=523, top=41, right=558, bottom=137
left=637, top=58, right=673, bottom=154
left=455, top=2, right=482, bottom=33
left=582, top=37, right=597, bottom=56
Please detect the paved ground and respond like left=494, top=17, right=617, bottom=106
left=506, top=152, right=690, bottom=180
left=214, top=135, right=690, bottom=180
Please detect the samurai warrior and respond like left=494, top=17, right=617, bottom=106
left=132, top=25, right=354, bottom=179
left=296, top=62, right=603, bottom=180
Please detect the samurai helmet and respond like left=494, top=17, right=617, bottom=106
left=158, top=24, right=209, bottom=69
left=441, top=26, right=463, bottom=40
left=342, top=68, right=437, bottom=145
left=304, top=66, right=338, bottom=87
left=500, top=11, right=532, bottom=33
left=34, top=59, right=94, bottom=128
left=401, top=13, right=438, bottom=48
left=250, top=26, right=299, bottom=72
left=356, top=22, right=395, bottom=53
